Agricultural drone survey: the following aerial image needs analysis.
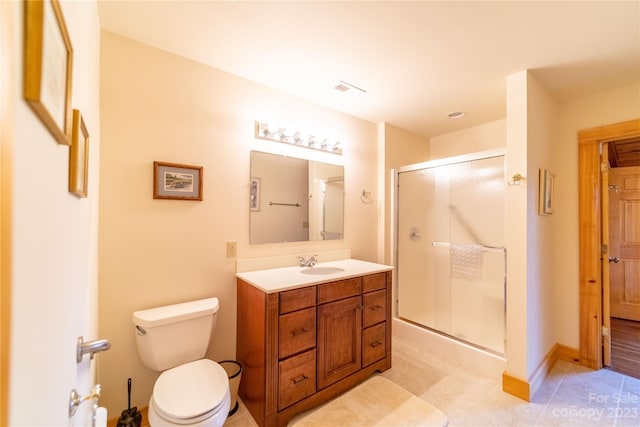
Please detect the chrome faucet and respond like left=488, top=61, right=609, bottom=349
left=297, top=254, right=318, bottom=267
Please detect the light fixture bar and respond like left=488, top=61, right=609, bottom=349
left=254, top=121, right=343, bottom=155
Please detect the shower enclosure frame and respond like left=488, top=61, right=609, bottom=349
left=392, top=148, right=507, bottom=355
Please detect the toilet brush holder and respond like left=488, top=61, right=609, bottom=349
left=116, top=378, right=142, bottom=427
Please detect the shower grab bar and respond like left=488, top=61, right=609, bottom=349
left=432, top=241, right=506, bottom=253
left=269, top=201, right=301, bottom=207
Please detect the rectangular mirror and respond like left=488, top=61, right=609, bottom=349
left=250, top=150, right=344, bottom=244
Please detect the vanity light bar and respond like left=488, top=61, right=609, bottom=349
left=255, top=122, right=343, bottom=155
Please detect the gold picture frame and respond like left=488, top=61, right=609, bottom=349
left=69, top=109, right=89, bottom=198
left=153, top=161, right=203, bottom=201
left=24, top=0, right=74, bottom=145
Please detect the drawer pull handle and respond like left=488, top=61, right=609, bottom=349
left=292, top=374, right=309, bottom=385
left=368, top=305, right=383, bottom=311
left=291, top=328, right=308, bottom=337
left=370, top=341, right=383, bottom=348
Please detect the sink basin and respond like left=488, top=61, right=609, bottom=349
left=300, top=266, right=346, bottom=275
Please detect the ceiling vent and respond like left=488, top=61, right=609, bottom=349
left=334, top=80, right=367, bottom=94
left=447, top=111, right=466, bottom=119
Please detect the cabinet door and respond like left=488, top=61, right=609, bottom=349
left=317, top=295, right=362, bottom=390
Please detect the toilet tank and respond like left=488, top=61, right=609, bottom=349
left=132, top=297, right=219, bottom=371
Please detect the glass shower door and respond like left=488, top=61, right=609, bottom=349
left=397, top=154, right=506, bottom=354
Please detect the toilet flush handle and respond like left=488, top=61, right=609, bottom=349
left=136, top=325, right=146, bottom=335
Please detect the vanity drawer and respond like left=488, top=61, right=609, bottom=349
left=278, top=349, right=316, bottom=410
left=280, top=286, right=316, bottom=314
left=279, top=307, right=316, bottom=359
left=318, top=277, right=362, bottom=304
left=362, top=323, right=386, bottom=367
left=362, top=272, right=387, bottom=293
left=362, top=289, right=386, bottom=328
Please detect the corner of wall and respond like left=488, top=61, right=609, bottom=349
left=503, top=342, right=580, bottom=402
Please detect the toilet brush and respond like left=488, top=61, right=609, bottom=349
left=116, top=378, right=142, bottom=427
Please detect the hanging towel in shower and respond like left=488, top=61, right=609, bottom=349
left=450, top=243, right=483, bottom=281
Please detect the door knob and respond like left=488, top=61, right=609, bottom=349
left=608, top=256, right=620, bottom=264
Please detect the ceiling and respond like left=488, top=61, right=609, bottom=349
left=97, top=1, right=640, bottom=139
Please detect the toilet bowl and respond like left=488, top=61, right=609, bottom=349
left=132, top=298, right=231, bottom=427
left=147, top=359, right=230, bottom=427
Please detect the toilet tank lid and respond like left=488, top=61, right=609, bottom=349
left=132, top=297, right=219, bottom=328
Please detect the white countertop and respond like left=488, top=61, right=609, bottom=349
left=236, top=259, right=393, bottom=293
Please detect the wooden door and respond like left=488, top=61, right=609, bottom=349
left=608, top=166, right=640, bottom=321
left=578, top=119, right=640, bottom=371
left=317, top=296, right=361, bottom=390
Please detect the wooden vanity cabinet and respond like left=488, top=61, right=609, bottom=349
left=236, top=270, right=392, bottom=427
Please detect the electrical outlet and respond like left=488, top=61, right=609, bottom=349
left=226, top=241, right=237, bottom=258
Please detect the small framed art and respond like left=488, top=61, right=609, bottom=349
left=250, top=177, right=261, bottom=211
left=153, top=161, right=203, bottom=201
left=24, top=0, right=74, bottom=145
left=538, top=168, right=555, bottom=215
left=69, top=109, right=89, bottom=198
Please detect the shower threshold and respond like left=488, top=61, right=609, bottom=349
left=398, top=316, right=505, bottom=358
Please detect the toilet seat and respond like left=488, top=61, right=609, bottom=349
left=152, top=359, right=229, bottom=424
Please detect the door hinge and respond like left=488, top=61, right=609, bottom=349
left=601, top=162, right=609, bottom=172
left=602, top=325, right=609, bottom=337
left=601, top=244, right=608, bottom=255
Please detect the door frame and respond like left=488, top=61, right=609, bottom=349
left=0, top=1, right=15, bottom=424
left=578, top=119, right=640, bottom=369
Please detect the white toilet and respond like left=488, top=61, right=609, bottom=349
left=132, top=297, right=231, bottom=427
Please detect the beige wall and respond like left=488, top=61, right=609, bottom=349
left=98, top=32, right=379, bottom=414
left=523, top=72, right=560, bottom=380
left=429, top=119, right=506, bottom=160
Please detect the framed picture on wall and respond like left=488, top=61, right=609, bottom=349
left=153, top=161, right=203, bottom=201
left=538, top=168, right=555, bottom=215
left=250, top=177, right=261, bottom=211
left=69, top=109, right=89, bottom=198
left=23, top=0, right=74, bottom=145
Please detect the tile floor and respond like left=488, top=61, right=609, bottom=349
left=225, top=334, right=640, bottom=426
